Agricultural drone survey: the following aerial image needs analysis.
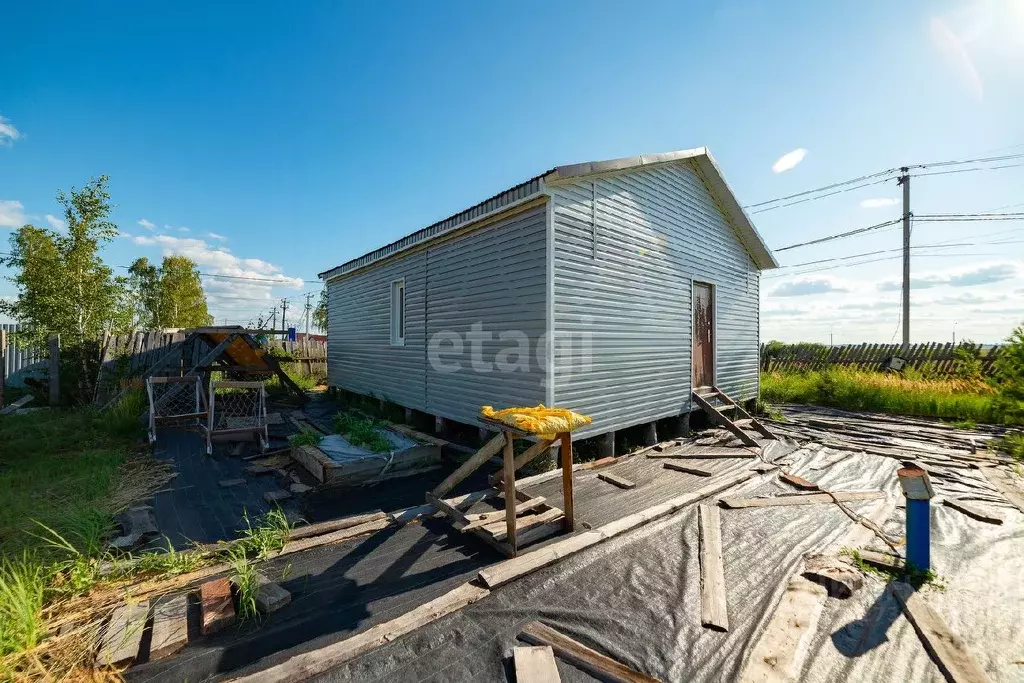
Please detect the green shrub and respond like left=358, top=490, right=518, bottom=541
left=993, top=324, right=1024, bottom=425
left=289, top=426, right=322, bottom=448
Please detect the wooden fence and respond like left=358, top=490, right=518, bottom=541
left=761, top=341, right=1002, bottom=376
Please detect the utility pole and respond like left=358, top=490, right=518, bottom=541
left=280, top=298, right=289, bottom=338
left=304, top=292, right=313, bottom=337
left=270, top=307, right=277, bottom=331
left=898, top=168, right=911, bottom=354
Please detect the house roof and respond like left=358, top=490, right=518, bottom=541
left=318, top=147, right=778, bottom=281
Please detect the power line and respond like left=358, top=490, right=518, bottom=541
left=774, top=218, right=902, bottom=252
left=909, top=151, right=1024, bottom=170
left=744, top=167, right=899, bottom=209
left=749, top=177, right=894, bottom=215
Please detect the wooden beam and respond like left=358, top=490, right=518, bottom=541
left=560, top=432, right=574, bottom=532
left=490, top=438, right=557, bottom=485
left=698, top=504, right=728, bottom=631
left=461, top=497, right=547, bottom=532
left=719, top=491, right=884, bottom=509
left=288, top=511, right=388, bottom=540
left=278, top=518, right=390, bottom=555
left=504, top=431, right=517, bottom=554
left=890, top=582, right=991, bottom=683
left=519, top=621, right=660, bottom=683
left=425, top=492, right=472, bottom=526
left=487, top=507, right=563, bottom=543
left=513, top=645, right=561, bottom=683
left=479, top=469, right=753, bottom=589
left=598, top=472, right=636, bottom=489
left=431, top=432, right=506, bottom=499
left=227, top=583, right=491, bottom=683
left=663, top=462, right=712, bottom=476
left=941, top=498, right=1003, bottom=525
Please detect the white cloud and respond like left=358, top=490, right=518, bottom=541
left=118, top=231, right=132, bottom=238
left=138, top=218, right=156, bottom=230
left=771, top=148, right=808, bottom=174
left=0, top=200, right=26, bottom=228
left=860, top=197, right=898, bottom=208
left=206, top=232, right=227, bottom=241
left=44, top=214, right=66, bottom=230
left=877, top=262, right=1019, bottom=291
left=0, top=115, right=20, bottom=145
left=177, top=226, right=190, bottom=233
left=770, top=276, right=848, bottom=297
left=131, top=233, right=303, bottom=308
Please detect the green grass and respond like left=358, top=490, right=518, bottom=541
left=0, top=393, right=145, bottom=559
left=332, top=411, right=392, bottom=453
left=227, top=545, right=260, bottom=622
left=289, top=425, right=323, bottom=448
left=992, top=433, right=1024, bottom=462
left=761, top=367, right=1000, bottom=423
left=237, top=508, right=292, bottom=560
left=0, top=555, right=45, bottom=657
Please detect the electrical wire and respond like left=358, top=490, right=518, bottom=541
left=774, top=218, right=902, bottom=252
left=744, top=167, right=900, bottom=209
left=909, top=151, right=1024, bottom=170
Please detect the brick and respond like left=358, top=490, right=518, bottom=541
left=200, top=578, right=235, bottom=635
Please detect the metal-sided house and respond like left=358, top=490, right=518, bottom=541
left=318, top=148, right=779, bottom=450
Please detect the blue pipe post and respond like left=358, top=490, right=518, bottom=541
left=898, top=465, right=935, bottom=572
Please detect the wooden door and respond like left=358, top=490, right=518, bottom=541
left=693, top=283, right=714, bottom=388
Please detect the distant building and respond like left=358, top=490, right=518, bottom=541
left=319, top=148, right=778, bottom=441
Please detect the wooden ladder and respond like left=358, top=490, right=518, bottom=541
left=691, top=386, right=777, bottom=448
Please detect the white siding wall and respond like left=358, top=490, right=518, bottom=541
left=551, top=160, right=760, bottom=439
left=327, top=202, right=549, bottom=425
left=327, top=252, right=428, bottom=409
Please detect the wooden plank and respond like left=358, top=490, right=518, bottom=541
left=0, top=393, right=33, bottom=416
left=227, top=583, right=491, bottom=683
left=978, top=466, right=1024, bottom=513
left=779, top=472, right=820, bottom=491
left=890, top=582, right=991, bottom=683
left=942, top=498, right=1003, bottom=525
left=150, top=595, right=189, bottom=660
left=461, top=497, right=547, bottom=532
left=719, top=491, right=884, bottom=509
left=430, top=432, right=506, bottom=498
left=519, top=621, right=660, bottom=683
left=560, top=432, right=574, bottom=532
left=691, top=391, right=758, bottom=447
left=513, top=645, right=561, bottom=683
left=598, top=472, right=636, bottom=489
left=663, top=462, right=713, bottom=476
left=288, top=511, right=388, bottom=540
left=97, top=600, right=150, bottom=667
left=486, top=507, right=563, bottom=543
left=278, top=517, right=391, bottom=555
left=504, top=431, right=517, bottom=554
left=738, top=576, right=827, bottom=683
left=479, top=469, right=753, bottom=589
left=698, top=504, right=728, bottom=631
left=490, top=438, right=557, bottom=485
left=426, top=491, right=472, bottom=526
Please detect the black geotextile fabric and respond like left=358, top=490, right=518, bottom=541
left=294, top=448, right=1024, bottom=683
left=126, top=519, right=502, bottom=683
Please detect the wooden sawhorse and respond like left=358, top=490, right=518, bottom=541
left=426, top=419, right=575, bottom=557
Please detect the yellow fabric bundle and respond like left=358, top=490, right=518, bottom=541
left=480, top=404, right=592, bottom=439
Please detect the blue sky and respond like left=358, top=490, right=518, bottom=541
left=1, top=0, right=1022, bottom=341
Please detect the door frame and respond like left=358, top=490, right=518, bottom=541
left=690, top=279, right=717, bottom=388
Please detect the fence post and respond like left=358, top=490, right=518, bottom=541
left=49, top=335, right=60, bottom=406
left=0, top=328, right=6, bottom=410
